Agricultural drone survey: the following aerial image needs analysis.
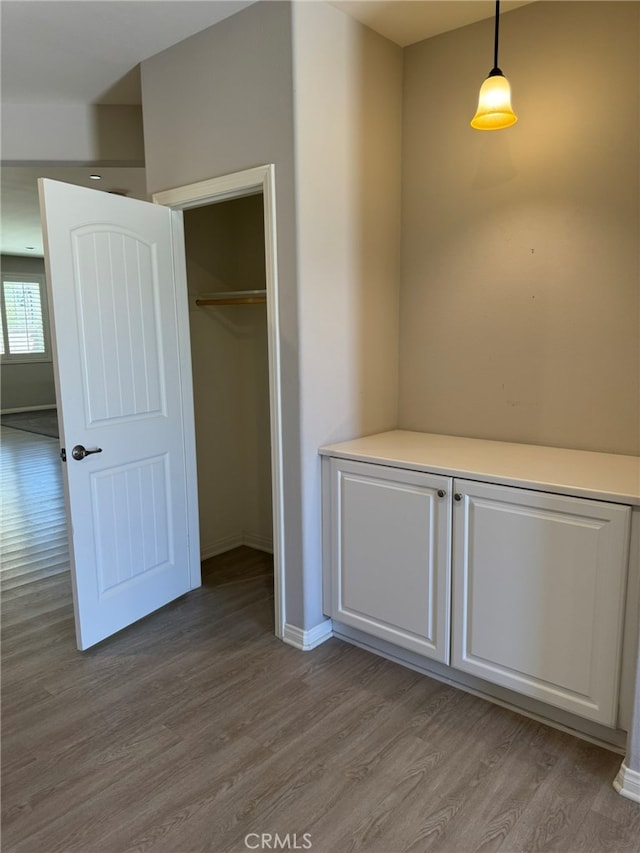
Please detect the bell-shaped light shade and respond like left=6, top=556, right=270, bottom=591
left=471, top=73, right=517, bottom=130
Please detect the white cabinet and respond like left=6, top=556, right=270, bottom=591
left=329, top=458, right=451, bottom=662
left=451, top=480, right=630, bottom=726
left=323, top=445, right=632, bottom=728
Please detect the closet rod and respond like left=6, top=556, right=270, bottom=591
left=195, top=289, right=267, bottom=307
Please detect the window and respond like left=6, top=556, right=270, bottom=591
left=0, top=274, right=51, bottom=362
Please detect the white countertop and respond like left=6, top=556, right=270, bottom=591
left=319, top=430, right=640, bottom=506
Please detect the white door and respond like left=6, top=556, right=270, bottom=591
left=39, top=178, right=200, bottom=650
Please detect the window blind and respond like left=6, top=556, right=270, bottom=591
left=1, top=279, right=47, bottom=356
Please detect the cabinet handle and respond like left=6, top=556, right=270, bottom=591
left=437, top=489, right=446, bottom=498
left=454, top=493, right=463, bottom=501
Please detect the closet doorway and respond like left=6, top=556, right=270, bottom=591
left=185, top=196, right=272, bottom=561
left=153, top=167, right=284, bottom=636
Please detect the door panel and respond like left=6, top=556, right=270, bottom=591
left=92, top=455, right=172, bottom=593
left=452, top=479, right=630, bottom=726
left=330, top=458, right=451, bottom=662
left=39, top=179, right=200, bottom=650
left=73, top=227, right=164, bottom=423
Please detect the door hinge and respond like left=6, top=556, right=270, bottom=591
left=60, top=447, right=66, bottom=462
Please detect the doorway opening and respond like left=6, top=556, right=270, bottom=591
left=184, top=195, right=273, bottom=598
left=153, top=166, right=285, bottom=638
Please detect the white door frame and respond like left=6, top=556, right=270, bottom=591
left=153, top=165, right=285, bottom=638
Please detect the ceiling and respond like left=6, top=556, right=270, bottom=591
left=0, top=1, right=256, bottom=105
left=1, top=0, right=534, bottom=258
left=330, top=1, right=533, bottom=48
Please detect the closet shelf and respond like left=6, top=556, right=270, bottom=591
left=196, top=289, right=266, bottom=306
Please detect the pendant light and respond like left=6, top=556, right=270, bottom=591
left=471, top=0, right=517, bottom=130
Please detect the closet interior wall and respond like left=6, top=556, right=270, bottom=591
left=184, top=194, right=272, bottom=559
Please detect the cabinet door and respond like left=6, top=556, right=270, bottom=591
left=330, top=459, right=451, bottom=662
left=452, top=480, right=630, bottom=725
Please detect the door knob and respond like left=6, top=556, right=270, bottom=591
left=454, top=493, right=463, bottom=501
left=71, top=444, right=102, bottom=461
left=437, top=489, right=446, bottom=498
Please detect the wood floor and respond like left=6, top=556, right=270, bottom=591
left=2, top=425, right=639, bottom=853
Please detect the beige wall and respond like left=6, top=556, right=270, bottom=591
left=399, top=1, right=640, bottom=455
left=0, top=254, right=56, bottom=411
left=292, top=1, right=402, bottom=623
left=184, top=195, right=266, bottom=294
left=184, top=196, right=272, bottom=557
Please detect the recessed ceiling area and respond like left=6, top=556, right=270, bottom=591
left=330, top=1, right=534, bottom=47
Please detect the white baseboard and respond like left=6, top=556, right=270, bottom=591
left=614, top=762, right=640, bottom=803
left=282, top=619, right=334, bottom=651
left=200, top=531, right=274, bottom=561
left=242, top=532, right=273, bottom=553
left=200, top=534, right=243, bottom=561
left=1, top=405, right=57, bottom=414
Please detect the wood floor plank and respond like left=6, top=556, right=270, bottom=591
left=2, top=426, right=638, bottom=853
left=493, top=737, right=632, bottom=853
left=568, top=809, right=640, bottom=853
